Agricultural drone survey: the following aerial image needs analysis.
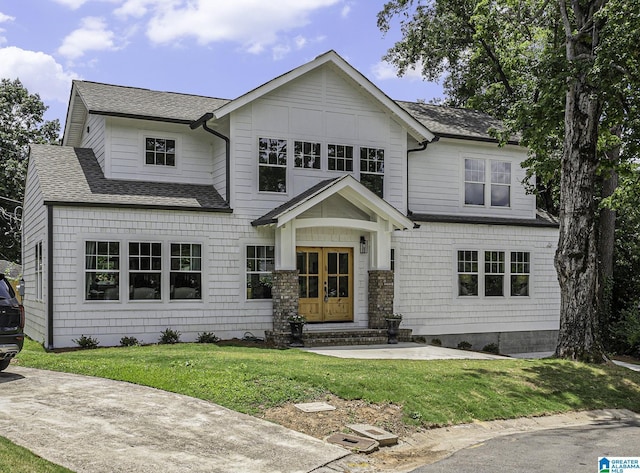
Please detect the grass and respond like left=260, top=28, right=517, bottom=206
left=0, top=437, right=73, bottom=473
left=14, top=338, right=640, bottom=426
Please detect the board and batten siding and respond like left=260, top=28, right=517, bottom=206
left=80, top=115, right=106, bottom=172
left=104, top=117, right=216, bottom=186
left=408, top=139, right=535, bottom=219
left=391, top=222, right=560, bottom=336
left=230, top=64, right=409, bottom=219
left=21, top=157, right=48, bottom=344
left=50, top=206, right=279, bottom=348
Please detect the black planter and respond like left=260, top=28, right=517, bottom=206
left=385, top=318, right=401, bottom=344
left=289, top=322, right=305, bottom=347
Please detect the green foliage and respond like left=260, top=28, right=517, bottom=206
left=72, top=335, right=99, bottom=350
left=457, top=341, right=472, bottom=350
left=482, top=343, right=500, bottom=354
left=120, top=336, right=140, bottom=347
left=430, top=338, right=442, bottom=346
left=15, top=338, right=640, bottom=426
left=158, top=328, right=181, bottom=344
left=0, top=79, right=60, bottom=262
left=196, top=332, right=219, bottom=343
left=0, top=436, right=74, bottom=473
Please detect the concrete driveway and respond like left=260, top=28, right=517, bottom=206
left=0, top=366, right=348, bottom=473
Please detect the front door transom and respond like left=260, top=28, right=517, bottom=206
left=297, top=247, right=353, bottom=322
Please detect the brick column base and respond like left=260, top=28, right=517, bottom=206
left=271, top=270, right=299, bottom=334
left=368, top=270, right=394, bottom=329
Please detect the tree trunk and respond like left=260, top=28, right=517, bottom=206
left=555, top=0, right=607, bottom=362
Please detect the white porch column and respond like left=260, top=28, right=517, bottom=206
left=275, top=221, right=297, bottom=270
left=370, top=217, right=393, bottom=270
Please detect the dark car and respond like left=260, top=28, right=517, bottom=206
left=0, top=274, right=24, bottom=372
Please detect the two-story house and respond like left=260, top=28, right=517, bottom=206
left=22, top=51, right=560, bottom=352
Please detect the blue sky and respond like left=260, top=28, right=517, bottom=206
left=0, top=0, right=443, bottom=128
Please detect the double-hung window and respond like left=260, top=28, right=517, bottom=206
left=85, top=241, right=120, bottom=300
left=258, top=138, right=287, bottom=192
left=484, top=251, right=505, bottom=296
left=129, top=242, right=161, bottom=300
left=145, top=137, right=175, bottom=166
left=491, top=161, right=511, bottom=207
left=294, top=141, right=321, bottom=169
left=457, top=250, right=479, bottom=296
left=457, top=250, right=530, bottom=297
left=464, top=159, right=486, bottom=205
left=510, top=251, right=530, bottom=296
left=360, top=147, right=384, bottom=197
left=170, top=244, right=202, bottom=300
left=328, top=144, right=353, bottom=172
left=464, top=158, right=511, bottom=207
left=246, top=245, right=274, bottom=299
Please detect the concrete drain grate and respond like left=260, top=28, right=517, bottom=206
left=326, top=433, right=379, bottom=453
left=346, top=423, right=399, bottom=446
left=293, top=402, right=336, bottom=413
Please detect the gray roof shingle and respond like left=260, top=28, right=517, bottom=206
left=74, top=81, right=231, bottom=123
left=29, top=144, right=230, bottom=211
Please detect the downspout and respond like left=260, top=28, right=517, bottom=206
left=406, top=140, right=429, bottom=216
left=190, top=113, right=231, bottom=206
left=46, top=204, right=54, bottom=350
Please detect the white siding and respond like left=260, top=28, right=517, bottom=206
left=408, top=139, right=536, bottom=219
left=81, top=115, right=106, bottom=172
left=392, top=222, right=560, bottom=336
left=231, top=64, right=409, bottom=219
left=21, top=157, right=48, bottom=344
left=105, top=117, right=216, bottom=185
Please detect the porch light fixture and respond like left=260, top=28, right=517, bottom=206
left=360, top=236, right=368, bottom=254
left=18, top=277, right=25, bottom=298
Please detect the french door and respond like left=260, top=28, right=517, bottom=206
left=297, top=247, right=353, bottom=322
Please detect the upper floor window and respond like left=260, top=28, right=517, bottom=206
left=129, top=242, right=162, bottom=300
left=294, top=141, right=321, bottom=169
left=464, top=158, right=511, bottom=207
left=360, top=147, right=384, bottom=198
left=85, top=241, right=120, bottom=301
left=259, top=138, right=287, bottom=193
left=328, top=144, right=353, bottom=172
left=145, top=137, right=175, bottom=166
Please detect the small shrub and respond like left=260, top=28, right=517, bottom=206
left=482, top=343, right=500, bottom=354
left=431, top=338, right=442, bottom=346
left=457, top=341, right=472, bottom=350
left=120, top=336, right=139, bottom=347
left=73, top=335, right=99, bottom=349
left=159, top=328, right=181, bottom=344
left=196, top=332, right=219, bottom=343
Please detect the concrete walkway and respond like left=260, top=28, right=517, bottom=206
left=303, top=342, right=509, bottom=360
left=0, top=366, right=348, bottom=473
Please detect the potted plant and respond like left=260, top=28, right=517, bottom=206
left=384, top=313, right=403, bottom=344
left=287, top=313, right=306, bottom=347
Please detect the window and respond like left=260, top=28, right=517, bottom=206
left=170, top=244, right=202, bottom=300
left=484, top=251, right=505, bottom=296
left=511, top=251, right=530, bottom=296
left=129, top=242, right=161, bottom=300
left=145, top=137, right=175, bottom=166
left=464, top=159, right=485, bottom=205
left=464, top=158, right=511, bottom=207
left=391, top=248, right=395, bottom=272
left=328, top=144, right=353, bottom=172
left=360, top=147, right=384, bottom=197
left=457, top=250, right=478, bottom=296
left=491, top=161, right=511, bottom=206
left=258, top=137, right=287, bottom=192
left=246, top=245, right=274, bottom=299
left=294, top=141, right=321, bottom=169
left=85, top=241, right=120, bottom=301
left=35, top=242, right=43, bottom=300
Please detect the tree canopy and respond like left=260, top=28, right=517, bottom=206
left=378, top=0, right=640, bottom=362
left=0, top=78, right=60, bottom=263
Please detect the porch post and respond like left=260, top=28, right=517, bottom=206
left=368, top=270, right=394, bottom=329
left=271, top=270, right=299, bottom=333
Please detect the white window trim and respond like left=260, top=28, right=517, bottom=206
left=35, top=241, right=43, bottom=301
left=139, top=130, right=182, bottom=173
left=84, top=239, right=121, bottom=302
left=169, top=242, right=203, bottom=301
left=245, top=243, right=275, bottom=302
left=258, top=137, right=288, bottom=194
left=462, top=157, right=512, bottom=209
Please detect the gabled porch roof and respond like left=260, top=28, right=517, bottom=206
left=251, top=174, right=414, bottom=232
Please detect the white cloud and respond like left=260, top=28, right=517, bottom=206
left=371, top=61, right=424, bottom=81
left=341, top=2, right=352, bottom=18
left=135, top=0, right=340, bottom=53
left=0, top=47, right=79, bottom=103
left=0, top=11, right=14, bottom=45
left=52, top=0, right=91, bottom=9
left=58, top=17, right=118, bottom=59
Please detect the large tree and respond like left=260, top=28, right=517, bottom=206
left=0, top=78, right=59, bottom=263
left=378, top=0, right=640, bottom=362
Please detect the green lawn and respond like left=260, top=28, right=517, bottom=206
left=14, top=338, right=640, bottom=426
left=0, top=437, right=73, bottom=473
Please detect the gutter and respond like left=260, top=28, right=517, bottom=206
left=191, top=113, right=232, bottom=206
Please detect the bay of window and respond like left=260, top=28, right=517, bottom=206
left=328, top=144, right=353, bottom=172
left=259, top=137, right=287, bottom=192
left=360, top=147, right=384, bottom=197
left=145, top=137, right=175, bottom=166
left=170, top=243, right=202, bottom=300
left=246, top=245, right=274, bottom=299
left=85, top=241, right=120, bottom=300
left=129, top=242, right=161, bottom=300
left=457, top=250, right=478, bottom=296
left=294, top=141, right=321, bottom=169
